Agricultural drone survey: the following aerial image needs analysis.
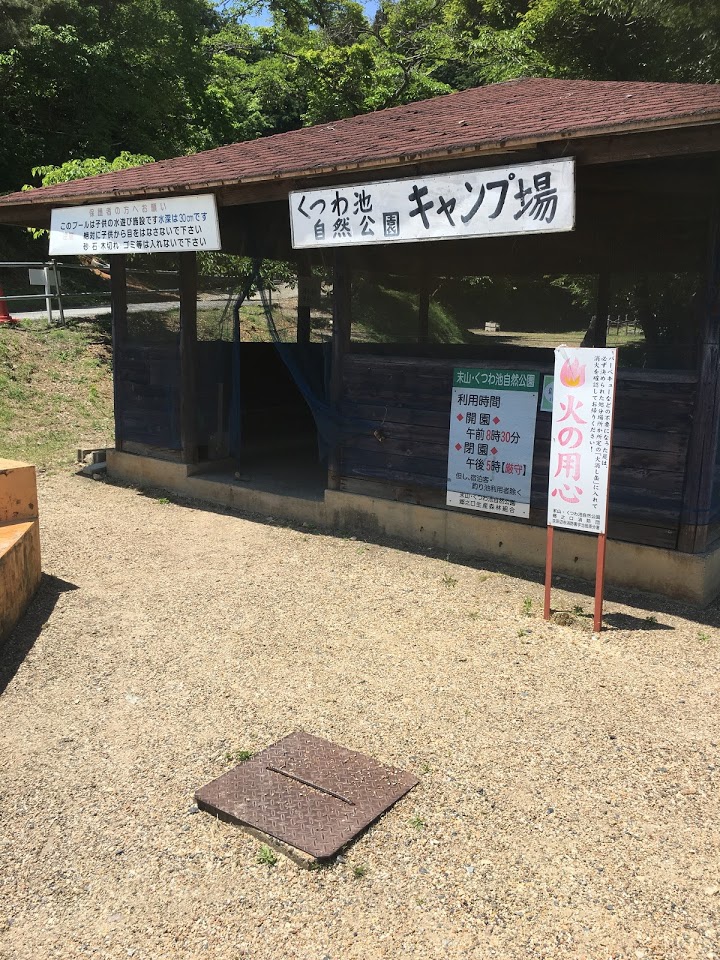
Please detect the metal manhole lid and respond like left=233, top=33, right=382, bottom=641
left=195, top=731, right=419, bottom=859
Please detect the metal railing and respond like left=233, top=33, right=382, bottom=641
left=0, top=259, right=272, bottom=328
left=0, top=260, right=68, bottom=324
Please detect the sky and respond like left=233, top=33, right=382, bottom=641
left=215, top=0, right=380, bottom=28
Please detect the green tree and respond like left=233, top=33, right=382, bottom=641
left=0, top=0, right=222, bottom=194
left=0, top=0, right=47, bottom=50
left=26, top=151, right=156, bottom=189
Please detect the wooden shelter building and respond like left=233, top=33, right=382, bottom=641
left=2, top=79, right=720, bottom=603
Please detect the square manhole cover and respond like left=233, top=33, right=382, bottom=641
left=195, top=731, right=419, bottom=859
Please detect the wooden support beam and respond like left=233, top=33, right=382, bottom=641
left=679, top=197, right=720, bottom=553
left=297, top=257, right=312, bottom=344
left=418, top=279, right=430, bottom=344
left=593, top=271, right=610, bottom=347
left=109, top=255, right=127, bottom=452
left=328, top=252, right=351, bottom=490
left=178, top=252, right=199, bottom=465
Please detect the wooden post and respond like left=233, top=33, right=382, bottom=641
left=297, top=257, right=312, bottom=344
left=109, top=255, right=127, bottom=452
left=418, top=279, right=430, bottom=344
left=328, top=251, right=351, bottom=490
left=178, top=252, right=198, bottom=465
left=678, top=199, right=720, bottom=553
left=594, top=271, right=610, bottom=347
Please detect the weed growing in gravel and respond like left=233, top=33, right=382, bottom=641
left=409, top=815, right=426, bottom=830
left=442, top=573, right=458, bottom=588
left=156, top=497, right=170, bottom=505
left=698, top=631, right=710, bottom=642
left=352, top=864, right=368, bottom=879
left=572, top=604, right=585, bottom=615
left=468, top=611, right=480, bottom=621
left=225, top=749, right=253, bottom=764
left=257, top=845, right=277, bottom=867
left=517, top=629, right=529, bottom=638
left=420, top=761, right=432, bottom=775
left=646, top=614, right=658, bottom=624
left=522, top=597, right=533, bottom=616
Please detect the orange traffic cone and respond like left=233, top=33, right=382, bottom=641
left=0, top=285, right=17, bottom=324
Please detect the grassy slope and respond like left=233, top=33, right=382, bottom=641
left=0, top=320, right=114, bottom=470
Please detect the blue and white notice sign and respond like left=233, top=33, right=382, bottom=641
left=447, top=368, right=540, bottom=518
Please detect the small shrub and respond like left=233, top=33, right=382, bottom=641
left=257, top=845, right=277, bottom=867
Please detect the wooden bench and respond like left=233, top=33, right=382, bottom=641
left=0, top=460, right=41, bottom=642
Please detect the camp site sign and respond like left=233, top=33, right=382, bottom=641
left=447, top=368, right=540, bottom=519
left=49, top=193, right=221, bottom=256
left=547, top=347, right=617, bottom=534
left=290, top=158, right=574, bottom=249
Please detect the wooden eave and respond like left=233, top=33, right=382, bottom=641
left=1, top=115, right=719, bottom=231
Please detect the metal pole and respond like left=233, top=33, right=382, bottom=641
left=543, top=525, right=554, bottom=620
left=593, top=347, right=619, bottom=633
left=43, top=266, right=53, bottom=324
left=593, top=533, right=607, bottom=633
left=51, top=260, right=65, bottom=325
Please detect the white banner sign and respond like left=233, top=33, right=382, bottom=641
left=290, top=158, right=575, bottom=249
left=447, top=368, right=540, bottom=519
left=49, top=193, right=221, bottom=255
left=547, top=347, right=617, bottom=534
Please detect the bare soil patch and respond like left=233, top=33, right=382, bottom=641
left=1, top=473, right=719, bottom=959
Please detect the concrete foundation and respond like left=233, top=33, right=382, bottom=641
left=107, top=449, right=720, bottom=607
left=0, top=460, right=41, bottom=642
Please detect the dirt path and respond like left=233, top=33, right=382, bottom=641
left=1, top=472, right=719, bottom=960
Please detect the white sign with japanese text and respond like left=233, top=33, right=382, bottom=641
left=49, top=193, right=221, bottom=255
left=447, top=368, right=540, bottom=519
left=547, top=347, right=617, bottom=534
left=290, top=158, right=575, bottom=249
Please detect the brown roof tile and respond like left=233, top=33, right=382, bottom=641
left=2, top=78, right=720, bottom=212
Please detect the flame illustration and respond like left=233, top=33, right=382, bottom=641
left=559, top=358, right=586, bottom=388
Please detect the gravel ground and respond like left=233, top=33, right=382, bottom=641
left=1, top=472, right=719, bottom=960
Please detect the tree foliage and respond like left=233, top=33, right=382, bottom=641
left=0, top=0, right=718, bottom=201
left=0, top=0, right=220, bottom=192
left=27, top=151, right=156, bottom=189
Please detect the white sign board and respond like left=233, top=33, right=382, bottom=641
left=49, top=193, right=221, bottom=256
left=28, top=267, right=57, bottom=291
left=447, top=368, right=540, bottom=519
left=547, top=347, right=617, bottom=534
left=541, top=375, right=554, bottom=413
left=290, top=158, right=575, bottom=249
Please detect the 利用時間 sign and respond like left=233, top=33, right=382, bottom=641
left=447, top=368, right=540, bottom=518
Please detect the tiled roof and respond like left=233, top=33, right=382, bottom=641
left=2, top=78, right=720, bottom=212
